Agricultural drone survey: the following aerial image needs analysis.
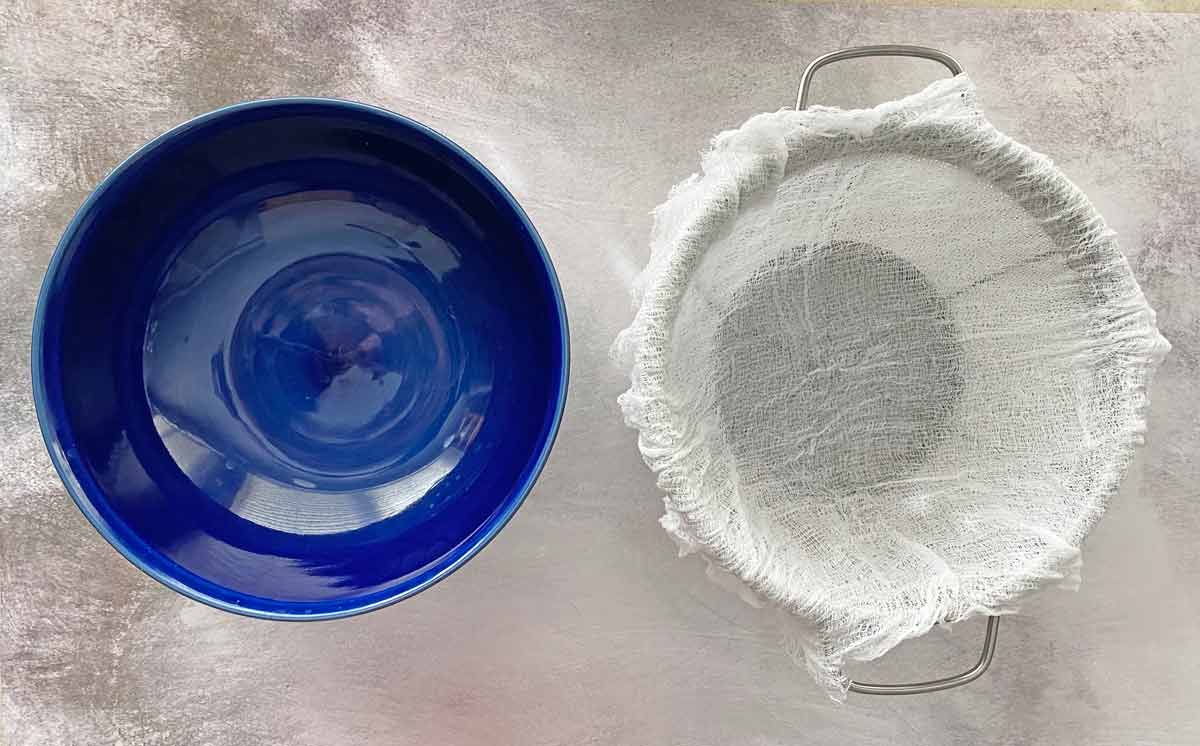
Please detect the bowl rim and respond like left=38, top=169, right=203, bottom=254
left=31, top=96, right=570, bottom=621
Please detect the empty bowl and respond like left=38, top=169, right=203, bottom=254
left=32, top=99, right=568, bottom=618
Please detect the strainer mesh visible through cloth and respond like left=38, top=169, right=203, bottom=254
left=613, top=75, right=1169, bottom=699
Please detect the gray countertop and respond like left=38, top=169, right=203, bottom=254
left=2, top=2, right=1198, bottom=743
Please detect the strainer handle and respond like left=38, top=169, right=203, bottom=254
left=796, top=44, right=963, bottom=110
left=847, top=616, right=1000, bottom=696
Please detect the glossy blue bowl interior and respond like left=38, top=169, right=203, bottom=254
left=33, top=99, right=568, bottom=619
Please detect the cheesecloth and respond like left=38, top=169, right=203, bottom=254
left=613, top=74, right=1169, bottom=699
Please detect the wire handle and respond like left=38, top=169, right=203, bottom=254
left=795, top=43, right=992, bottom=696
left=848, top=616, right=1000, bottom=695
left=796, top=44, right=963, bottom=110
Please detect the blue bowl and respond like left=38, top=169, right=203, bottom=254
left=32, top=99, right=568, bottom=619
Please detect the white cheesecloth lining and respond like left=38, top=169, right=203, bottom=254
left=613, top=74, right=1169, bottom=699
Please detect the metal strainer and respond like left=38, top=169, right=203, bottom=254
left=614, top=45, right=1169, bottom=699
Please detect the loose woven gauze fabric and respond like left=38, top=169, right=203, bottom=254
left=612, top=75, right=1170, bottom=699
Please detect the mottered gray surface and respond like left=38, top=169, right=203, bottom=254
left=2, top=2, right=1198, bottom=744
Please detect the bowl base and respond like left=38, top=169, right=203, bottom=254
left=143, top=188, right=493, bottom=533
